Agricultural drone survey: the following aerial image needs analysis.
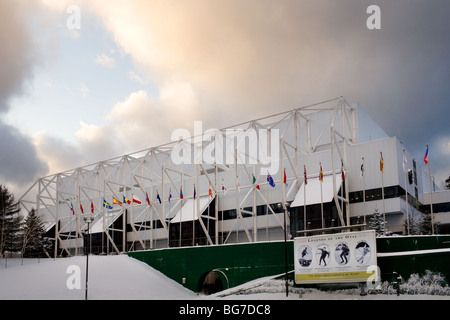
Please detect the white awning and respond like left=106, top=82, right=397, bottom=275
left=170, top=196, right=214, bottom=223
left=89, top=209, right=122, bottom=233
left=290, top=174, right=343, bottom=207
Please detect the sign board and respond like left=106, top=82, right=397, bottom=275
left=294, top=230, right=378, bottom=284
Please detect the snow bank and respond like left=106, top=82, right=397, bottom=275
left=0, top=255, right=196, bottom=300
left=1, top=255, right=449, bottom=300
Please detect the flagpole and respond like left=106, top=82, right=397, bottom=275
left=426, top=145, right=435, bottom=234
left=403, top=148, right=410, bottom=235
left=361, top=157, right=367, bottom=225
left=304, top=165, right=307, bottom=231
left=380, top=152, right=386, bottom=236
left=320, top=162, right=324, bottom=229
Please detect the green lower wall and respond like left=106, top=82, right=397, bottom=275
left=376, top=235, right=450, bottom=282
left=128, top=241, right=294, bottom=292
left=128, top=236, right=450, bottom=292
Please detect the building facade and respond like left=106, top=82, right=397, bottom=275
left=18, top=97, right=448, bottom=257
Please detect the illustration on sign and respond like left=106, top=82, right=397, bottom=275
left=294, top=230, right=378, bottom=284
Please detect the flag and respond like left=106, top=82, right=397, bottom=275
left=156, top=191, right=162, bottom=204
left=193, top=185, right=196, bottom=199
left=283, top=169, right=288, bottom=186
left=304, top=165, right=307, bottom=185
left=123, top=195, right=131, bottom=205
left=70, top=203, right=75, bottom=215
left=341, top=160, right=345, bottom=181
left=113, top=197, right=122, bottom=206
left=267, top=173, right=275, bottom=187
left=319, top=163, right=323, bottom=182
left=180, top=187, right=184, bottom=199
left=380, top=152, right=384, bottom=173
left=252, top=174, right=260, bottom=190
left=424, top=145, right=429, bottom=165
left=132, top=195, right=141, bottom=204
left=168, top=189, right=172, bottom=203
left=80, top=203, right=84, bottom=214
left=222, top=180, right=227, bottom=194
left=103, top=199, right=113, bottom=209
left=360, top=157, right=365, bottom=177
left=145, top=192, right=151, bottom=206
left=209, top=186, right=213, bottom=198
left=91, top=201, right=94, bottom=214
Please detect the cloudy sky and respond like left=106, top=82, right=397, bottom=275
left=1, top=0, right=449, bottom=196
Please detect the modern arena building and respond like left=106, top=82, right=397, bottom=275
left=18, top=97, right=449, bottom=255
left=18, top=97, right=450, bottom=292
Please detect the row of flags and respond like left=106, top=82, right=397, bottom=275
left=71, top=146, right=431, bottom=214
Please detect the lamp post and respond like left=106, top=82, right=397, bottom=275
left=278, top=202, right=290, bottom=297
left=83, top=214, right=94, bottom=300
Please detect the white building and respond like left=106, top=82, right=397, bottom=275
left=18, top=97, right=449, bottom=257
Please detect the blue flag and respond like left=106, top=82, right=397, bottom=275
left=267, top=173, right=275, bottom=187
left=103, top=199, right=113, bottom=209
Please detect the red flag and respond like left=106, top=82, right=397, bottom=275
left=132, top=196, right=142, bottom=204
left=80, top=203, right=84, bottom=214
left=283, top=169, right=287, bottom=186
left=91, top=201, right=94, bottom=214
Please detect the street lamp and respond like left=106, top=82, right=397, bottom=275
left=83, top=214, right=94, bottom=300
left=278, top=202, right=290, bottom=297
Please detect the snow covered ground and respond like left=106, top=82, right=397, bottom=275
left=0, top=255, right=449, bottom=300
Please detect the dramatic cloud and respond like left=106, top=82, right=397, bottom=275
left=81, top=0, right=450, bottom=183
left=0, top=1, right=48, bottom=193
left=4, top=0, right=450, bottom=192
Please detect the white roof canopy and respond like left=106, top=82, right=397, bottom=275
left=170, top=196, right=215, bottom=223
left=290, top=174, right=343, bottom=207
left=89, top=209, right=122, bottom=233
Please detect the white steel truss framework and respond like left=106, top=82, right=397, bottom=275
left=19, top=97, right=359, bottom=257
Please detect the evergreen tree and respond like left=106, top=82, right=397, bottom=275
left=419, top=212, right=439, bottom=235
left=21, top=209, right=52, bottom=258
left=404, top=214, right=420, bottom=235
left=0, top=185, right=23, bottom=257
left=368, top=209, right=386, bottom=236
left=445, top=175, right=450, bottom=190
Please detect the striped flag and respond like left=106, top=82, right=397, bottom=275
left=380, top=152, right=384, bottom=173
left=252, top=174, right=260, bottom=190
left=132, top=195, right=142, bottom=204
left=145, top=192, right=151, bottom=206
left=424, top=145, right=429, bottom=165
left=113, top=197, right=122, bottom=206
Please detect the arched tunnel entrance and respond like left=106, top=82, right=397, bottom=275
left=199, top=271, right=224, bottom=295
